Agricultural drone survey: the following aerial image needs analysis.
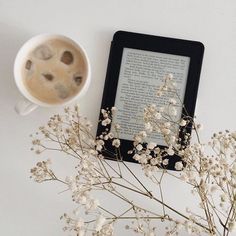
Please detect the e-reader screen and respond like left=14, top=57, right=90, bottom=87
left=112, top=48, right=190, bottom=146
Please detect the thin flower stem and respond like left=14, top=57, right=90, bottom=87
left=111, top=180, right=210, bottom=232
left=223, top=205, right=233, bottom=236
left=101, top=159, right=146, bottom=193
left=122, top=161, right=153, bottom=197
left=115, top=148, right=123, bottom=177
left=159, top=183, right=166, bottom=216
left=107, top=216, right=164, bottom=220
left=98, top=206, right=117, bottom=217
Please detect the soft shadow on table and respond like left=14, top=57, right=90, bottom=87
left=0, top=23, right=32, bottom=113
left=77, top=29, right=114, bottom=134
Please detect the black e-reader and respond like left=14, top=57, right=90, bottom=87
left=97, top=30, right=204, bottom=170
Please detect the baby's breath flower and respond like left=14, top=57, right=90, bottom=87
left=169, top=98, right=177, bottom=105
left=175, top=161, right=183, bottom=171
left=154, top=147, right=160, bottom=154
left=101, top=118, right=111, bottom=126
left=108, top=132, right=114, bottom=139
left=112, top=139, right=120, bottom=148
left=133, top=154, right=141, bottom=161
left=136, top=144, right=143, bottom=151
left=147, top=142, right=156, bottom=150
left=156, top=90, right=163, bottom=97
left=154, top=111, right=162, bottom=119
left=164, top=122, right=171, bottom=128
left=169, top=106, right=177, bottom=116
left=32, top=139, right=41, bottom=145
left=134, top=135, right=142, bottom=143
left=30, top=159, right=53, bottom=183
left=96, top=139, right=105, bottom=151
left=111, top=106, right=117, bottom=113
left=98, top=223, right=114, bottom=236
left=86, top=198, right=100, bottom=210
left=162, top=159, right=169, bottom=166
left=179, top=119, right=187, bottom=127
left=76, top=218, right=84, bottom=228
left=139, top=131, right=147, bottom=138
left=167, top=146, right=175, bottom=156
left=162, top=128, right=171, bottom=135
left=35, top=149, right=41, bottom=155
left=145, top=122, right=153, bottom=133
left=95, top=215, right=106, bottom=232
left=166, top=73, right=173, bottom=80
left=195, top=123, right=203, bottom=130
left=149, top=104, right=156, bottom=111
left=85, top=120, right=92, bottom=129
left=114, top=124, right=120, bottom=129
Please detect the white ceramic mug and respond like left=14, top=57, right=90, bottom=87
left=14, top=34, right=91, bottom=115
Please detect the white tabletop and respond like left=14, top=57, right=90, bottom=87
left=0, top=0, right=236, bottom=235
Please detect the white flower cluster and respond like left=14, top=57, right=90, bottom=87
left=62, top=156, right=114, bottom=234
left=132, top=75, right=191, bottom=172
left=125, top=207, right=157, bottom=236
left=95, top=222, right=114, bottom=236
left=174, top=131, right=236, bottom=234
left=30, top=159, right=53, bottom=182
left=61, top=213, right=85, bottom=235
left=31, top=105, right=95, bottom=157
left=101, top=109, right=112, bottom=126
left=30, top=80, right=236, bottom=236
left=61, top=212, right=113, bottom=235
left=97, top=108, right=121, bottom=151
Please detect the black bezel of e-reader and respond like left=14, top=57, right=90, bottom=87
left=97, top=30, right=204, bottom=170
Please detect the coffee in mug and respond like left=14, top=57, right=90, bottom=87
left=14, top=34, right=91, bottom=115
left=22, top=38, right=87, bottom=104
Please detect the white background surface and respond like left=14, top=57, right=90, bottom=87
left=0, top=0, right=236, bottom=235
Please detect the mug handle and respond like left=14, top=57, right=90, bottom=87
left=15, top=97, right=38, bottom=115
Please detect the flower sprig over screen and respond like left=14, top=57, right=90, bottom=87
left=30, top=75, right=236, bottom=236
